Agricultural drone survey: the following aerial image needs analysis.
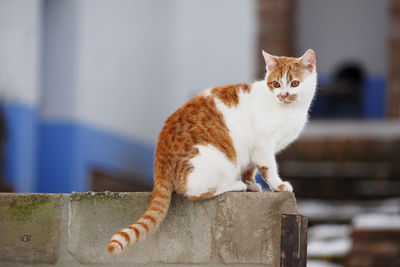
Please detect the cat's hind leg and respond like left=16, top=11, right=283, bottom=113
left=214, top=180, right=247, bottom=195
left=186, top=172, right=248, bottom=200
left=187, top=181, right=247, bottom=200
left=188, top=188, right=217, bottom=200
left=185, top=144, right=246, bottom=200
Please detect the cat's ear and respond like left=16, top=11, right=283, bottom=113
left=262, top=50, right=276, bottom=72
left=299, top=49, right=316, bottom=72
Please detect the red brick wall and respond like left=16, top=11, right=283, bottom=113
left=257, top=0, right=295, bottom=78
left=388, top=0, right=400, bottom=117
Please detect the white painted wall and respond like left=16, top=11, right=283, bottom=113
left=41, top=0, right=257, bottom=144
left=296, top=0, right=388, bottom=76
left=0, top=0, right=42, bottom=106
left=41, top=0, right=79, bottom=119
left=74, top=0, right=175, bottom=144
left=167, top=0, right=257, bottom=110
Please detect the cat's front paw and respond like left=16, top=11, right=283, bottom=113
left=276, top=181, right=293, bottom=192
left=246, top=182, right=262, bottom=192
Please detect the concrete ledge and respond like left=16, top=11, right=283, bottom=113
left=302, top=120, right=400, bottom=140
left=0, top=192, right=302, bottom=266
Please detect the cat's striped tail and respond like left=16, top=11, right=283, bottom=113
left=106, top=178, right=173, bottom=254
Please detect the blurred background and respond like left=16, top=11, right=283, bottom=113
left=0, top=0, right=399, bottom=266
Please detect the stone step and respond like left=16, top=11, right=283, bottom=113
left=280, top=161, right=400, bottom=179
left=298, top=198, right=400, bottom=225
left=0, top=192, right=303, bottom=266
left=284, top=175, right=400, bottom=200
left=278, top=138, right=400, bottom=163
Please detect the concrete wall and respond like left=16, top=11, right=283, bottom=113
left=0, top=192, right=301, bottom=266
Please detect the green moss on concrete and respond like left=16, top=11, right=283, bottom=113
left=7, top=195, right=54, bottom=221
left=0, top=194, right=61, bottom=263
left=70, top=191, right=127, bottom=201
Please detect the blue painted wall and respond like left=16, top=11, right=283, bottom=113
left=37, top=122, right=154, bottom=193
left=363, top=77, right=385, bottom=118
left=3, top=103, right=38, bottom=192
left=3, top=103, right=154, bottom=193
left=311, top=75, right=385, bottom=119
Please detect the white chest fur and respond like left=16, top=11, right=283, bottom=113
left=215, top=81, right=311, bottom=168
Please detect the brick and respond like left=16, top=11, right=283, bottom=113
left=390, top=0, right=400, bottom=10
left=388, top=0, right=400, bottom=117
left=256, top=0, right=294, bottom=78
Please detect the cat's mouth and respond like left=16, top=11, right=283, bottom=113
left=277, top=93, right=298, bottom=104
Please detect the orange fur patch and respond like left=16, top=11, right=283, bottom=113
left=286, top=94, right=298, bottom=102
left=136, top=221, right=149, bottom=233
left=278, top=184, right=286, bottom=191
left=148, top=204, right=165, bottom=214
left=241, top=166, right=256, bottom=183
left=117, top=231, right=130, bottom=245
left=110, top=240, right=123, bottom=250
left=266, top=57, right=306, bottom=91
left=128, top=226, right=140, bottom=241
left=142, top=214, right=156, bottom=225
left=154, top=86, right=240, bottom=194
left=151, top=184, right=171, bottom=200
left=188, top=188, right=217, bottom=200
left=257, top=166, right=269, bottom=182
left=107, top=243, right=116, bottom=253
left=211, top=84, right=251, bottom=107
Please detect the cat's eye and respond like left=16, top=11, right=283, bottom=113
left=272, top=81, right=280, bottom=88
left=291, top=80, right=300, bottom=87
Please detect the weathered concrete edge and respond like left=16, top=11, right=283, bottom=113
left=0, top=192, right=303, bottom=266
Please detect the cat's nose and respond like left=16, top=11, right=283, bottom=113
left=280, top=92, right=289, bottom=99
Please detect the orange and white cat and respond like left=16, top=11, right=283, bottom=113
left=107, top=49, right=317, bottom=254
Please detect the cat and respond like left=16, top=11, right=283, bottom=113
left=107, top=49, right=317, bottom=254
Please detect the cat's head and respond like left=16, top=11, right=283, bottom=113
left=262, top=49, right=317, bottom=105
